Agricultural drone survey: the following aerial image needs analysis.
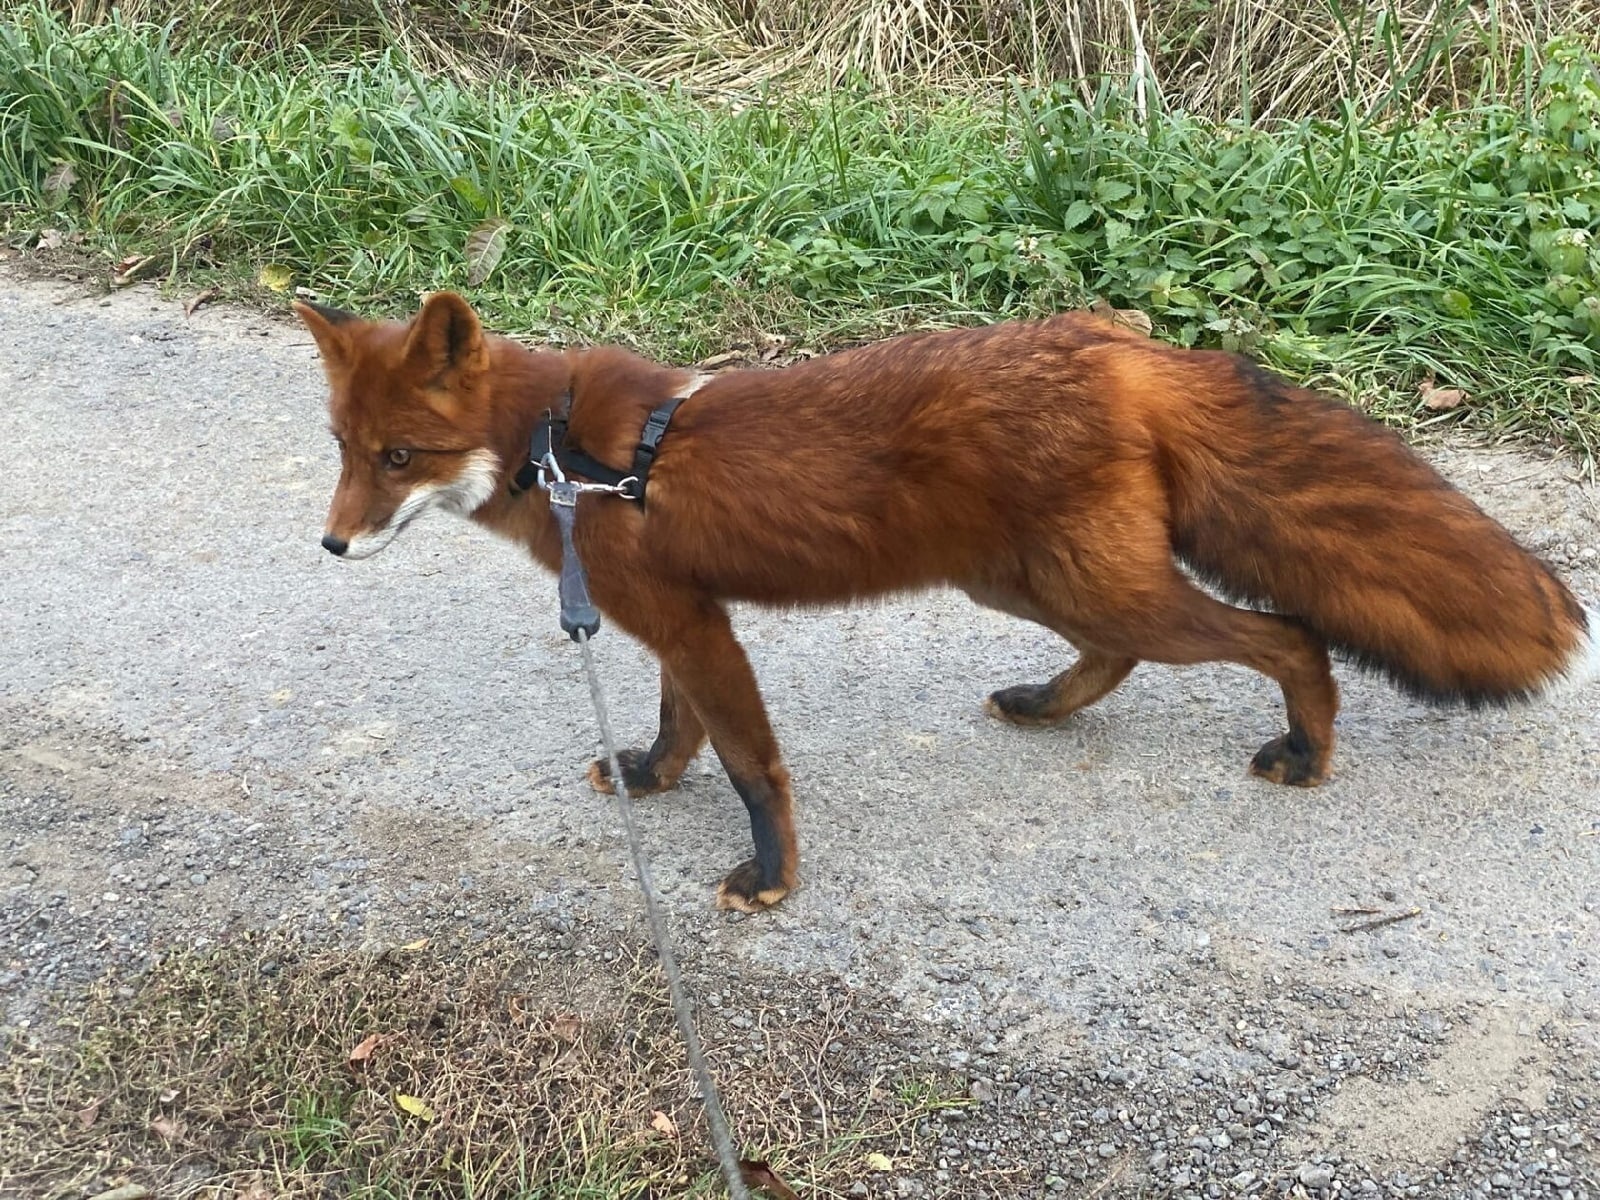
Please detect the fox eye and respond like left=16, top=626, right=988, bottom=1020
left=384, top=448, right=413, bottom=469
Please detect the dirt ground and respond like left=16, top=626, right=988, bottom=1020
left=2, top=267, right=1597, bottom=1197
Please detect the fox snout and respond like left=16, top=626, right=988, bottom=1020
left=318, top=449, right=504, bottom=562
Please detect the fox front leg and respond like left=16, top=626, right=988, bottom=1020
left=586, top=590, right=798, bottom=911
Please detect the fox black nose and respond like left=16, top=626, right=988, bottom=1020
left=321, top=534, right=348, bottom=557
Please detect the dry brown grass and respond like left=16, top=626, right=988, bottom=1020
left=0, top=931, right=972, bottom=1199
left=45, top=0, right=1600, bottom=117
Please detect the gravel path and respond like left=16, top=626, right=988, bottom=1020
left=2, top=268, right=1597, bottom=1197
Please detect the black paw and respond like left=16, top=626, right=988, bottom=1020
left=1249, top=730, right=1328, bottom=787
left=714, top=858, right=790, bottom=913
left=985, top=682, right=1062, bottom=726
left=586, top=749, right=669, bottom=796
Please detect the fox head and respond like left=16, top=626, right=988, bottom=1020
left=296, top=292, right=502, bottom=560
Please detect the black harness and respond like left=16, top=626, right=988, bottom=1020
left=509, top=390, right=686, bottom=504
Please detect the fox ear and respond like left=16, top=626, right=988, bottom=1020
left=294, top=300, right=358, bottom=364
left=402, top=291, right=486, bottom=380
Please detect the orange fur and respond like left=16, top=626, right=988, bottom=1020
left=299, top=293, right=1596, bottom=910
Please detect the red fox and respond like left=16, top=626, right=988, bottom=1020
left=298, top=292, right=1598, bottom=912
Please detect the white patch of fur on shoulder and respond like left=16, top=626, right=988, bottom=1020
left=677, top=371, right=712, bottom=398
left=1543, top=602, right=1600, bottom=697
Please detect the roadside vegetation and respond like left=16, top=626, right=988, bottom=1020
left=3, top=3, right=1599, bottom=454
left=1, top=932, right=971, bottom=1198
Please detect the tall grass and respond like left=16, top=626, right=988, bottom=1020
left=40, top=0, right=1600, bottom=114
left=2, top=6, right=1598, bottom=455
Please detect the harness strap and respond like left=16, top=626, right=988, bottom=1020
left=629, top=396, right=684, bottom=492
left=508, top=391, right=686, bottom=503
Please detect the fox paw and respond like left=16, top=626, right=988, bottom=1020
left=985, top=683, right=1065, bottom=726
left=714, top=859, right=791, bottom=913
left=1249, top=732, right=1329, bottom=787
left=586, top=750, right=675, bottom=796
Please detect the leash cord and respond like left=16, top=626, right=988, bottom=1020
left=538, top=447, right=750, bottom=1198
left=575, top=628, right=753, bottom=1200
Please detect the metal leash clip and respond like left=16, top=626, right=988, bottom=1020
left=537, top=447, right=638, bottom=503
left=535, top=442, right=639, bottom=640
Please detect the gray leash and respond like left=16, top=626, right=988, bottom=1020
left=542, top=454, right=752, bottom=1200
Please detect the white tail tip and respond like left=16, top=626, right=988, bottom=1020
left=1548, top=603, right=1600, bottom=697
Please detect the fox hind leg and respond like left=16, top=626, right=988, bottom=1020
left=588, top=663, right=707, bottom=796
left=1072, top=579, right=1340, bottom=785
left=983, top=493, right=1339, bottom=783
left=986, top=648, right=1139, bottom=725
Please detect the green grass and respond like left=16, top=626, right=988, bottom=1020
left=1, top=4, right=1599, bottom=458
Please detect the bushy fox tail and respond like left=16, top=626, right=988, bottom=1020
left=1161, top=358, right=1597, bottom=706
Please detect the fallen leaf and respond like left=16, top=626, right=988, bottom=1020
left=258, top=263, right=293, bottom=292
left=37, top=229, right=64, bottom=251
left=86, top=1186, right=152, bottom=1200
left=43, top=161, right=78, bottom=207
left=399, top=937, right=429, bottom=952
left=395, top=1092, right=436, bottom=1121
left=184, top=285, right=221, bottom=317
left=150, top=1114, right=184, bottom=1140
left=1419, top=381, right=1466, bottom=411
left=650, top=1109, right=677, bottom=1138
left=1115, top=308, right=1154, bottom=336
left=348, top=1033, right=382, bottom=1065
left=738, top=1159, right=801, bottom=1200
left=112, top=254, right=159, bottom=287
left=866, top=1151, right=893, bottom=1171
left=76, top=1099, right=101, bottom=1127
left=464, top=217, right=510, bottom=286
left=1090, top=297, right=1153, bottom=336
left=697, top=350, right=744, bottom=369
